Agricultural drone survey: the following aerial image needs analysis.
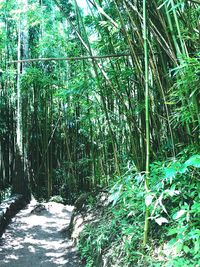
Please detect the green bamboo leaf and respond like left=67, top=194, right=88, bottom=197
left=176, top=241, right=183, bottom=253
left=178, top=164, right=188, bottom=174
left=164, top=166, right=177, bottom=179
left=194, top=240, right=200, bottom=253
left=189, top=88, right=199, bottom=98
left=184, top=155, right=200, bottom=168
left=183, top=245, right=190, bottom=254
left=168, top=238, right=177, bottom=246
left=167, top=228, right=178, bottom=236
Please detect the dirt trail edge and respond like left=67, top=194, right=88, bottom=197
left=0, top=199, right=83, bottom=267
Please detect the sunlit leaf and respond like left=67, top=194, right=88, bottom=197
left=173, top=210, right=186, bottom=220
left=108, top=184, right=123, bottom=206
left=155, top=217, right=169, bottom=226
left=145, top=195, right=154, bottom=207
left=167, top=184, right=180, bottom=197
left=164, top=166, right=177, bottom=179
left=164, top=102, right=176, bottom=105
left=184, top=155, right=200, bottom=168
left=158, top=194, right=168, bottom=214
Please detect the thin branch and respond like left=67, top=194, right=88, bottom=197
left=8, top=53, right=132, bottom=64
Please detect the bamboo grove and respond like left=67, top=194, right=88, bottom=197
left=0, top=0, right=199, bottom=241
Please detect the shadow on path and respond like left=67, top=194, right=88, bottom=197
left=0, top=200, right=83, bottom=267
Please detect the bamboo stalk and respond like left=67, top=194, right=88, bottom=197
left=9, top=53, right=131, bottom=64
left=143, top=0, right=150, bottom=246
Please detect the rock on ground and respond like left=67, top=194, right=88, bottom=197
left=0, top=199, right=83, bottom=267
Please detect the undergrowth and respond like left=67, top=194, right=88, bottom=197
left=78, top=149, right=200, bottom=267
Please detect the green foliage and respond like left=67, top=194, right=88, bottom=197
left=0, top=0, right=199, bottom=265
left=149, top=152, right=200, bottom=266
left=170, top=57, right=200, bottom=132
left=78, top=151, right=200, bottom=266
left=185, top=154, right=200, bottom=168
left=78, top=169, right=146, bottom=267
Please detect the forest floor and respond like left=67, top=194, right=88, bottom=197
left=0, top=199, right=83, bottom=267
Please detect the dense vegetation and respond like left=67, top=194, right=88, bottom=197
left=78, top=152, right=200, bottom=266
left=0, top=0, right=199, bottom=266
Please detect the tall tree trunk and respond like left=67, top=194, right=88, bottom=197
left=13, top=0, right=30, bottom=200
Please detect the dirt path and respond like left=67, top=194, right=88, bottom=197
left=0, top=199, right=83, bottom=267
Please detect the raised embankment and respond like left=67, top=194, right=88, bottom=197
left=0, top=194, right=27, bottom=237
